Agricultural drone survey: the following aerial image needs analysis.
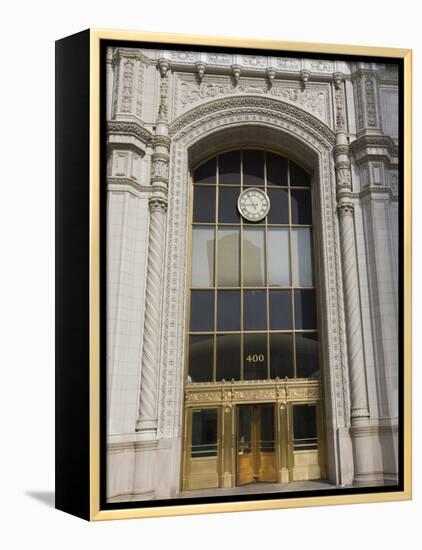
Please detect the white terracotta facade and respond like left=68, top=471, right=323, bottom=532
left=105, top=46, right=399, bottom=501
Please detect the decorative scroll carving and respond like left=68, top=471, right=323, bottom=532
left=365, top=75, right=378, bottom=127
left=135, top=61, right=144, bottom=117
left=275, top=58, right=300, bottom=70
left=170, top=95, right=335, bottom=145
left=151, top=156, right=169, bottom=183
left=334, top=82, right=346, bottom=130
left=120, top=59, right=134, bottom=113
left=310, top=60, right=333, bottom=72
left=206, top=52, right=231, bottom=65
left=242, top=55, right=266, bottom=67
left=175, top=76, right=329, bottom=122
left=107, top=120, right=153, bottom=145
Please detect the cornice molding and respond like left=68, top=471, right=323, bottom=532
left=350, top=134, right=398, bottom=158
left=107, top=120, right=153, bottom=145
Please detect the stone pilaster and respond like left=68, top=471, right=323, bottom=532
left=335, top=131, right=372, bottom=485
left=351, top=63, right=382, bottom=135
left=136, top=59, right=171, bottom=438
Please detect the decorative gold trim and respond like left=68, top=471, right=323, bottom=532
left=89, top=28, right=412, bottom=521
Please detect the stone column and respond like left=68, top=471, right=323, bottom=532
left=136, top=59, right=171, bottom=438
left=334, top=130, right=371, bottom=485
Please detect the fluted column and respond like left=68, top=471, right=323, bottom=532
left=335, top=130, right=371, bottom=484
left=136, top=59, right=171, bottom=438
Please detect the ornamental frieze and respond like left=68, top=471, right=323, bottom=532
left=174, top=75, right=330, bottom=124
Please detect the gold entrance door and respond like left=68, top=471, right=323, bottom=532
left=237, top=404, right=276, bottom=485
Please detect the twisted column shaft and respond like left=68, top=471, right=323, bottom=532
left=335, top=131, right=370, bottom=425
left=136, top=61, right=171, bottom=437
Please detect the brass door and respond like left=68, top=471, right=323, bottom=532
left=237, top=404, right=276, bottom=485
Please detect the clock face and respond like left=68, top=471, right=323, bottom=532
left=237, top=188, right=270, bottom=222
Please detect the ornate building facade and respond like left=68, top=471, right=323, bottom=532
left=105, top=46, right=399, bottom=502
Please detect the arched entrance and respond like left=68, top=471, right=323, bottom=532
left=159, top=96, right=352, bottom=493
left=182, top=147, right=325, bottom=490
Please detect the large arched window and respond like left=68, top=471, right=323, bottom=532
left=187, top=148, right=318, bottom=383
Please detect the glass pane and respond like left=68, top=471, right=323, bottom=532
left=267, top=152, right=288, bottom=186
left=293, top=405, right=318, bottom=450
left=296, top=333, right=319, bottom=378
left=193, top=158, right=216, bottom=184
left=294, top=289, right=317, bottom=329
left=216, top=334, right=240, bottom=381
left=219, top=186, right=241, bottom=223
left=243, top=149, right=264, bottom=186
left=260, top=406, right=275, bottom=451
left=243, top=290, right=266, bottom=330
left=290, top=161, right=311, bottom=187
left=291, top=228, right=314, bottom=287
left=217, top=227, right=240, bottom=286
left=192, top=409, right=218, bottom=457
left=267, top=189, right=289, bottom=224
left=193, top=185, right=216, bottom=223
left=291, top=189, right=312, bottom=225
left=238, top=406, right=252, bottom=454
left=268, top=228, right=290, bottom=286
left=270, top=333, right=293, bottom=379
left=191, top=227, right=214, bottom=287
left=188, top=335, right=214, bottom=382
left=243, top=228, right=265, bottom=286
left=243, top=333, right=267, bottom=380
left=217, top=290, right=240, bottom=331
left=219, top=150, right=241, bottom=184
left=190, top=290, right=214, bottom=331
left=269, top=290, right=292, bottom=329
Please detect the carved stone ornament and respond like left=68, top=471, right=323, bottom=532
left=231, top=64, right=241, bottom=83
left=149, top=196, right=168, bottom=213
left=107, top=120, right=153, bottom=145
left=336, top=165, right=352, bottom=189
left=195, top=61, right=206, bottom=81
left=364, top=75, right=378, bottom=127
left=120, top=58, right=134, bottom=113
left=157, top=57, right=170, bottom=77
left=337, top=201, right=354, bottom=216
left=175, top=76, right=330, bottom=123
left=151, top=157, right=169, bottom=181
left=300, top=69, right=310, bottom=88
left=152, top=135, right=171, bottom=150
left=158, top=76, right=169, bottom=120
left=266, top=67, right=276, bottom=86
left=170, top=95, right=335, bottom=146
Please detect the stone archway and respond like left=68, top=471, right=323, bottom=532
left=156, top=95, right=354, bottom=490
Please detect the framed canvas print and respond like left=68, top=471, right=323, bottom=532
left=55, top=29, right=412, bottom=521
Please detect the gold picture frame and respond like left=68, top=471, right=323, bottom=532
left=55, top=28, right=412, bottom=521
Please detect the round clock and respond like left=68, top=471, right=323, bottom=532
left=237, top=188, right=271, bottom=222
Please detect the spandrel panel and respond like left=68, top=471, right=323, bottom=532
left=219, top=150, right=241, bottom=184
left=267, top=188, right=289, bottom=224
left=188, top=335, right=214, bottom=382
left=291, top=228, right=314, bottom=287
left=267, top=227, right=290, bottom=286
left=216, top=334, right=241, bottom=381
left=193, top=185, right=216, bottom=223
left=266, top=152, right=288, bottom=186
left=217, top=227, right=240, bottom=286
left=190, top=290, right=214, bottom=331
left=191, top=227, right=214, bottom=287
left=270, top=333, right=293, bottom=379
left=296, top=333, right=319, bottom=378
left=243, top=333, right=267, bottom=380
left=243, top=228, right=265, bottom=286
left=193, top=158, right=216, bottom=184
left=217, top=290, right=241, bottom=331
left=243, top=149, right=265, bottom=186
left=219, top=186, right=241, bottom=223
left=243, top=290, right=266, bottom=331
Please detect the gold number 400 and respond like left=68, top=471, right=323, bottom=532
left=245, top=354, right=265, bottom=363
